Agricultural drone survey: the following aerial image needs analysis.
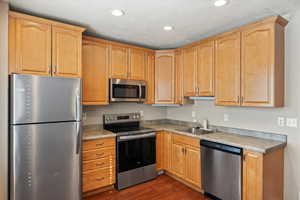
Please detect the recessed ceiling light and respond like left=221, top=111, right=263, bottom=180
left=111, top=9, right=125, bottom=17
left=163, top=26, right=174, bottom=31
left=214, top=0, right=229, bottom=7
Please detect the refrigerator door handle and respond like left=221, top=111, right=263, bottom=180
left=75, top=94, right=81, bottom=121
left=76, top=123, right=82, bottom=154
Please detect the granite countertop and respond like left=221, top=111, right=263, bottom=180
left=82, top=122, right=286, bottom=153
left=82, top=125, right=116, bottom=141
left=143, top=123, right=286, bottom=154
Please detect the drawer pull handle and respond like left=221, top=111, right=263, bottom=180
left=96, top=143, right=104, bottom=146
left=96, top=153, right=104, bottom=157
left=96, top=177, right=105, bottom=181
left=96, top=162, right=105, bottom=166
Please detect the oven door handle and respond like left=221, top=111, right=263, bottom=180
left=118, top=132, right=156, bottom=141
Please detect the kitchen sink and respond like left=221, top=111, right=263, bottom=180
left=175, top=127, right=213, bottom=135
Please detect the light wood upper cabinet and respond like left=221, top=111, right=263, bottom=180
left=241, top=23, right=284, bottom=107
left=146, top=52, right=155, bottom=104
left=183, top=47, right=197, bottom=97
left=9, top=12, right=85, bottom=78
left=185, top=146, right=201, bottom=187
left=215, top=32, right=241, bottom=106
left=129, top=48, right=146, bottom=80
left=82, top=37, right=109, bottom=105
left=110, top=44, right=129, bottom=79
left=175, top=50, right=184, bottom=104
left=155, top=51, right=175, bottom=104
left=52, top=27, right=82, bottom=77
left=215, top=17, right=287, bottom=107
left=9, top=17, right=52, bottom=75
left=197, top=41, right=215, bottom=96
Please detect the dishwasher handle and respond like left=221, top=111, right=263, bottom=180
left=200, top=140, right=242, bottom=155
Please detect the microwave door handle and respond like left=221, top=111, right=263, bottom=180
left=139, top=84, right=142, bottom=102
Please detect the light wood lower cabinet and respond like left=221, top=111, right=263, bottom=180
left=156, top=131, right=163, bottom=171
left=243, top=148, right=284, bottom=200
left=169, top=133, right=202, bottom=190
left=185, top=146, right=201, bottom=186
left=156, top=132, right=202, bottom=190
left=171, top=142, right=186, bottom=178
left=82, top=138, right=116, bottom=193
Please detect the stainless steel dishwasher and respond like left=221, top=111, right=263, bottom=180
left=201, top=140, right=242, bottom=200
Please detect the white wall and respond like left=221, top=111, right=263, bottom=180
left=83, top=104, right=167, bottom=125
left=0, top=2, right=9, bottom=200
left=167, top=11, right=300, bottom=200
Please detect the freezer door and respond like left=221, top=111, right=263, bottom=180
left=10, top=122, right=82, bottom=200
left=10, top=74, right=81, bottom=124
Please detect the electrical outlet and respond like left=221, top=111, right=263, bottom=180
left=277, top=117, right=285, bottom=127
left=286, top=118, right=298, bottom=128
left=82, top=112, right=87, bottom=121
left=140, top=110, right=144, bottom=117
left=192, top=111, right=196, bottom=118
left=223, top=114, right=229, bottom=122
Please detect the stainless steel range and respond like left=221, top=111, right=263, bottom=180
left=103, top=113, right=157, bottom=190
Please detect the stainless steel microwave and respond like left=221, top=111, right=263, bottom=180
left=110, top=78, right=146, bottom=102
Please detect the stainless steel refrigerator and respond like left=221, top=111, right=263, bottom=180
left=9, top=74, right=82, bottom=200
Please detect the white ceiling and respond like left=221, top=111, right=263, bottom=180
left=9, top=0, right=300, bottom=49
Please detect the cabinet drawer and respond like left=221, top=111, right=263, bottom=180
left=83, top=157, right=115, bottom=172
left=83, top=138, right=115, bottom=151
left=83, top=147, right=115, bottom=161
left=83, top=167, right=115, bottom=192
left=172, top=134, right=200, bottom=148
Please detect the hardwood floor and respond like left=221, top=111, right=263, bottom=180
left=84, top=175, right=211, bottom=200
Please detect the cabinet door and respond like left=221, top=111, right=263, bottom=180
left=146, top=52, right=155, bottom=104
left=156, top=132, right=164, bottom=171
left=243, top=150, right=263, bottom=200
left=175, top=50, right=184, bottom=104
left=129, top=48, right=146, bottom=80
left=82, top=39, right=109, bottom=105
left=110, top=44, right=129, bottom=79
left=171, top=142, right=185, bottom=178
left=197, top=41, right=215, bottom=96
left=241, top=24, right=275, bottom=107
left=155, top=52, right=175, bottom=104
left=185, top=146, right=201, bottom=188
left=52, top=27, right=82, bottom=78
left=163, top=132, right=172, bottom=172
left=215, top=32, right=241, bottom=106
left=13, top=18, right=51, bottom=75
left=183, top=47, right=197, bottom=96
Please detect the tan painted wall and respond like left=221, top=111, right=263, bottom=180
left=0, top=2, right=9, bottom=200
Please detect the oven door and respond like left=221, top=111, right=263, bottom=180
left=110, top=79, right=146, bottom=102
left=117, top=133, right=156, bottom=173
